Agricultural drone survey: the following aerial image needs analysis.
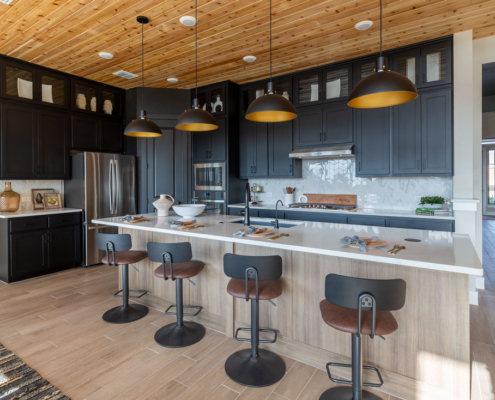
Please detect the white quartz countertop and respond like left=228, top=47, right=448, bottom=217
left=228, top=203, right=455, bottom=220
left=92, top=213, right=481, bottom=276
left=0, top=208, right=82, bottom=219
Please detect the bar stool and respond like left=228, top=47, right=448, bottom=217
left=319, top=274, right=406, bottom=400
left=223, top=253, right=286, bottom=388
left=96, top=233, right=149, bottom=324
left=147, top=242, right=205, bottom=348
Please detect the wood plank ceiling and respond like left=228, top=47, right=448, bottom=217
left=0, top=0, right=494, bottom=90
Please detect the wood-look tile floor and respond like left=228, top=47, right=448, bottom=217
left=0, top=265, right=402, bottom=400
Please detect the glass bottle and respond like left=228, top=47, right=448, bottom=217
left=0, top=182, right=20, bottom=212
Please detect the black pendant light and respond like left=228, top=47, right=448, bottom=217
left=245, top=0, right=296, bottom=123
left=124, top=16, right=162, bottom=138
left=176, top=0, right=218, bottom=132
left=348, top=0, right=418, bottom=108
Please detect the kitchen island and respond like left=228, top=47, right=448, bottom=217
left=93, top=213, right=481, bottom=400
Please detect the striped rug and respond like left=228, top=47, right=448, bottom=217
left=0, top=343, right=70, bottom=399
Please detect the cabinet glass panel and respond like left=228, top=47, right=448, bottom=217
left=41, top=75, right=65, bottom=106
left=210, top=87, right=225, bottom=114
left=273, top=80, right=290, bottom=101
left=360, top=61, right=376, bottom=81
left=425, top=47, right=446, bottom=83
left=74, top=84, right=97, bottom=112
left=253, top=83, right=267, bottom=100
left=102, top=90, right=119, bottom=116
left=325, top=68, right=349, bottom=99
left=195, top=92, right=208, bottom=111
left=297, top=73, right=320, bottom=104
left=397, top=55, right=417, bottom=84
left=6, top=66, right=33, bottom=100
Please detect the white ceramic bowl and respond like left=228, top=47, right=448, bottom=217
left=172, top=204, right=205, bottom=220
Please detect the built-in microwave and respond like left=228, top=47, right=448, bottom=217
left=194, top=163, right=226, bottom=191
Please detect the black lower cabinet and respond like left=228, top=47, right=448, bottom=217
left=0, top=213, right=82, bottom=283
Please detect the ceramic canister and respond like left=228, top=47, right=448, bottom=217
left=153, top=194, right=175, bottom=216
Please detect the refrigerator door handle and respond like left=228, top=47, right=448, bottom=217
left=114, top=159, right=119, bottom=215
left=109, top=159, right=114, bottom=214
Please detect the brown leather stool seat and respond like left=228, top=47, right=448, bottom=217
left=102, top=250, right=148, bottom=265
left=153, top=260, right=204, bottom=280
left=320, top=300, right=398, bottom=336
left=227, top=278, right=282, bottom=300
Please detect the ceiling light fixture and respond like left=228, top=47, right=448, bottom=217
left=176, top=0, right=218, bottom=132
left=245, top=0, right=297, bottom=123
left=124, top=16, right=162, bottom=138
left=348, top=0, right=418, bottom=108
left=243, top=55, right=257, bottom=63
left=167, top=77, right=179, bottom=83
left=354, top=20, right=373, bottom=30
left=99, top=51, right=114, bottom=60
left=180, top=16, right=197, bottom=26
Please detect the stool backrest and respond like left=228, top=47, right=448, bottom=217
left=325, top=274, right=406, bottom=312
left=147, top=242, right=192, bottom=264
left=224, top=254, right=282, bottom=281
left=95, top=233, right=132, bottom=252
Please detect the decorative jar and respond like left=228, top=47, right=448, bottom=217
left=0, top=182, right=20, bottom=212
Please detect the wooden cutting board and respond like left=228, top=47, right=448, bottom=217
left=303, top=194, right=357, bottom=205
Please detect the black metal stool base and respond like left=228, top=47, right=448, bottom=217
left=154, top=321, right=205, bottom=348
left=225, top=348, right=286, bottom=387
left=319, top=386, right=383, bottom=400
left=102, top=304, right=148, bottom=324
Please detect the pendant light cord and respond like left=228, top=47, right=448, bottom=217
left=269, top=0, right=272, bottom=82
left=195, top=0, right=198, bottom=100
left=379, top=0, right=382, bottom=56
left=141, top=21, right=145, bottom=112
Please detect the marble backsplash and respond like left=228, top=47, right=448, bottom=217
left=0, top=180, right=64, bottom=211
left=249, top=159, right=453, bottom=211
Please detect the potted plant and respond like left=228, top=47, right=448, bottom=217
left=419, top=196, right=445, bottom=209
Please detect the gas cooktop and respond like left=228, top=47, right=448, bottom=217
left=288, top=203, right=357, bottom=211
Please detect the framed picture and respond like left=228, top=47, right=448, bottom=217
left=31, top=189, right=54, bottom=210
left=43, top=193, right=62, bottom=209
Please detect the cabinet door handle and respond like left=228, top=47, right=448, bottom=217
left=290, top=164, right=292, bottom=174
left=323, top=132, right=326, bottom=141
left=358, top=161, right=361, bottom=171
left=251, top=166, right=253, bottom=173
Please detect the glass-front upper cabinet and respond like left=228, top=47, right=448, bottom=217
left=209, top=85, right=225, bottom=115
left=420, top=40, right=452, bottom=87
left=40, top=72, right=68, bottom=108
left=195, top=90, right=208, bottom=111
left=391, top=48, right=420, bottom=87
left=353, top=58, right=377, bottom=84
left=2, top=63, right=35, bottom=103
left=294, top=71, right=321, bottom=107
left=72, top=80, right=99, bottom=114
left=272, top=77, right=292, bottom=102
left=323, top=64, right=352, bottom=102
left=101, top=87, right=122, bottom=117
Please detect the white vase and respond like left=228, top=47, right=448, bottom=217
left=90, top=96, right=97, bottom=112
left=153, top=194, right=175, bottom=216
left=76, top=93, right=86, bottom=109
left=103, top=99, right=113, bottom=115
left=212, top=95, right=223, bottom=112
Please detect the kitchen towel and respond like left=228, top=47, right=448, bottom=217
left=166, top=219, right=197, bottom=229
left=340, top=235, right=379, bottom=252
left=233, top=226, right=267, bottom=237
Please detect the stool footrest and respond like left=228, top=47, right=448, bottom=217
left=165, top=304, right=202, bottom=317
left=114, top=289, right=147, bottom=299
left=234, top=327, right=278, bottom=344
left=325, top=362, right=384, bottom=388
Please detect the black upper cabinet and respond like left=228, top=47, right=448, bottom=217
left=72, top=79, right=99, bottom=115
left=421, top=89, right=452, bottom=174
left=192, top=117, right=226, bottom=162
left=101, top=86, right=123, bottom=118
left=322, top=102, right=353, bottom=145
left=100, top=120, right=124, bottom=153
left=420, top=40, right=452, bottom=88
left=38, top=109, right=70, bottom=179
left=269, top=120, right=301, bottom=178
left=392, top=98, right=421, bottom=175
left=355, top=107, right=391, bottom=177
left=239, top=120, right=268, bottom=178
left=195, top=83, right=226, bottom=116
left=353, top=58, right=377, bottom=85
left=322, top=64, right=352, bottom=103
left=294, top=71, right=322, bottom=107
left=391, top=47, right=421, bottom=88
left=0, top=102, right=37, bottom=179
left=293, top=108, right=323, bottom=147
left=71, top=115, right=100, bottom=150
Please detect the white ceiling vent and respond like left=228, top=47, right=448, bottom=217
left=0, top=0, right=14, bottom=4
left=355, top=20, right=373, bottom=30
left=113, top=70, right=138, bottom=79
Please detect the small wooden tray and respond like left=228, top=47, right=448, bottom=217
left=348, top=237, right=387, bottom=249
left=241, top=228, right=275, bottom=237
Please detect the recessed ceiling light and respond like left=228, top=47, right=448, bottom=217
left=243, top=55, right=257, bottom=63
left=355, top=20, right=373, bottom=31
left=167, top=77, right=179, bottom=83
left=99, top=51, right=114, bottom=60
left=180, top=16, right=197, bottom=26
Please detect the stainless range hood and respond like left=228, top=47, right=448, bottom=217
left=289, top=145, right=354, bottom=160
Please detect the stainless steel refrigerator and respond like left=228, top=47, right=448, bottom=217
left=65, top=152, right=136, bottom=266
